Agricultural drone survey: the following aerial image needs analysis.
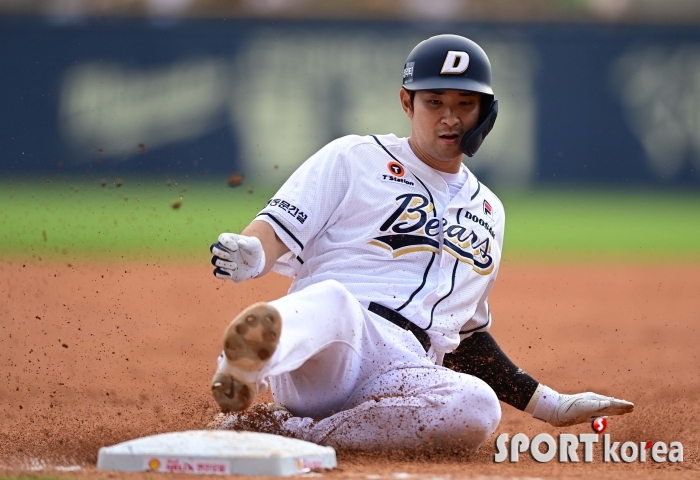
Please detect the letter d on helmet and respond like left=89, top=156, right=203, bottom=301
left=441, top=51, right=470, bottom=74
left=402, top=34, right=498, bottom=157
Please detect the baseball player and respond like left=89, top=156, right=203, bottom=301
left=208, top=34, right=634, bottom=451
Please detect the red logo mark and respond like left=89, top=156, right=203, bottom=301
left=387, top=161, right=405, bottom=178
left=591, top=416, right=607, bottom=434
left=645, top=441, right=653, bottom=450
left=483, top=200, right=493, bottom=217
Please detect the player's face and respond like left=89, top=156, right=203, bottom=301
left=401, top=88, right=482, bottom=167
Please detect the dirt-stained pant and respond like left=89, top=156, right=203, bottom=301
left=222, top=279, right=501, bottom=451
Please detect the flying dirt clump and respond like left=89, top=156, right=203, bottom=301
left=228, top=174, right=244, bottom=188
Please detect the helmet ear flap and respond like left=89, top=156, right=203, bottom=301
left=460, top=100, right=498, bottom=157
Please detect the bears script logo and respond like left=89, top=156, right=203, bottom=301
left=369, top=193, right=495, bottom=275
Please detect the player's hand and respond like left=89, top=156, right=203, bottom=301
left=210, top=233, right=265, bottom=283
left=546, top=392, right=634, bottom=427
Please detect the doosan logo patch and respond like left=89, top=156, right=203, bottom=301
left=483, top=200, right=493, bottom=218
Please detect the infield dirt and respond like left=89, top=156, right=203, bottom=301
left=1, top=261, right=698, bottom=479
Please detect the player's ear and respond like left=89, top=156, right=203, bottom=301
left=399, top=87, right=414, bottom=119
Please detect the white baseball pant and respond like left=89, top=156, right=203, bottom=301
left=219, top=279, right=501, bottom=451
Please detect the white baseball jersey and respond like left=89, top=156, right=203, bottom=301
left=255, top=134, right=505, bottom=357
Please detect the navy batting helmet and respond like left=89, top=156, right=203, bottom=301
left=402, top=34, right=498, bottom=157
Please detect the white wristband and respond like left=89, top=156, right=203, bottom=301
left=527, top=384, right=561, bottom=422
left=524, top=383, right=543, bottom=414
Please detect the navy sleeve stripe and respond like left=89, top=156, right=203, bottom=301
left=371, top=135, right=402, bottom=163
left=255, top=212, right=305, bottom=251
left=470, top=181, right=482, bottom=200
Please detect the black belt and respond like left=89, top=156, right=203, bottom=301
left=368, top=302, right=431, bottom=353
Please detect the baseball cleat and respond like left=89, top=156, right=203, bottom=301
left=211, top=372, right=255, bottom=413
left=211, top=302, right=282, bottom=413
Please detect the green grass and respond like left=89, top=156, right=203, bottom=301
left=0, top=176, right=276, bottom=262
left=499, top=189, right=700, bottom=262
left=1, top=177, right=699, bottom=263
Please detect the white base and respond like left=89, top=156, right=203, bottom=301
left=97, top=430, right=337, bottom=477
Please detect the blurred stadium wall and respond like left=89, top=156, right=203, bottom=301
left=1, top=2, right=700, bottom=190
